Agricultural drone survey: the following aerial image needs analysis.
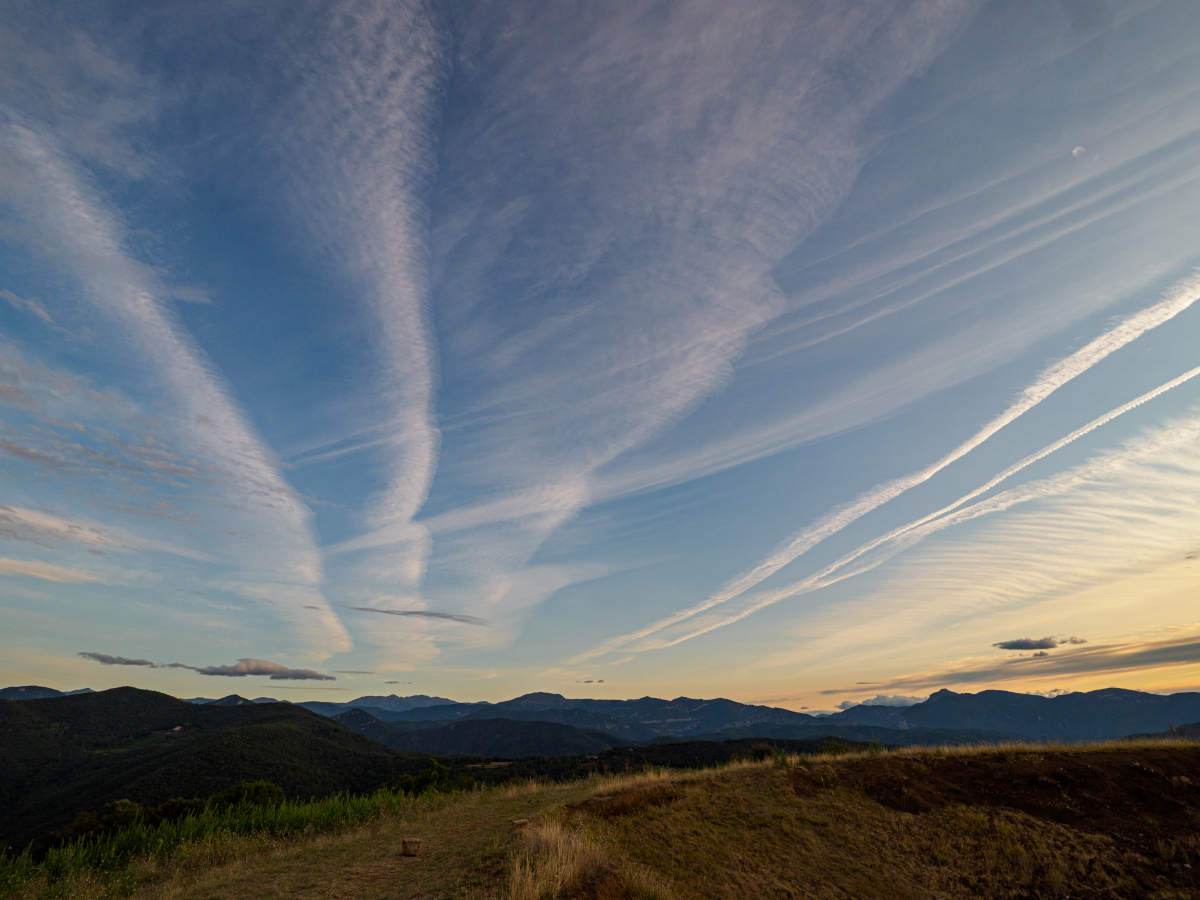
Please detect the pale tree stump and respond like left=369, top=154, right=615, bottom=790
left=401, top=838, right=422, bottom=856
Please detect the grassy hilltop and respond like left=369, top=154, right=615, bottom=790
left=5, top=739, right=1200, bottom=900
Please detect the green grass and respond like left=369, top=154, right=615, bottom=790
left=0, top=787, right=433, bottom=898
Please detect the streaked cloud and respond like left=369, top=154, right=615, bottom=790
left=600, top=272, right=1200, bottom=659
left=341, top=605, right=487, bottom=626
left=177, top=658, right=335, bottom=681
left=592, top=356, right=1200, bottom=658
left=837, top=694, right=925, bottom=710
left=5, top=1, right=1200, bottom=701
left=869, top=632, right=1200, bottom=693
left=1, top=288, right=61, bottom=331
left=993, top=636, right=1086, bottom=651
left=0, top=557, right=102, bottom=583
left=77, top=651, right=154, bottom=667
left=0, top=117, right=348, bottom=655
left=250, top=0, right=448, bottom=597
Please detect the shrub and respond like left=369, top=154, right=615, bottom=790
left=209, top=780, right=286, bottom=810
left=392, top=759, right=476, bottom=796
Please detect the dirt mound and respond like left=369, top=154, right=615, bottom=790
left=565, top=867, right=634, bottom=900
left=570, top=785, right=678, bottom=819
left=791, top=746, right=1200, bottom=846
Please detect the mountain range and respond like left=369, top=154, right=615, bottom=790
left=10, top=685, right=1200, bottom=742
left=312, top=687, right=1200, bottom=742
left=6, top=684, right=1200, bottom=856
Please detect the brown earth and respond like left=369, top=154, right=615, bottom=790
left=791, top=745, right=1200, bottom=896
left=567, top=867, right=635, bottom=900
left=569, top=785, right=680, bottom=819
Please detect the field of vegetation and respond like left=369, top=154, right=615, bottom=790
left=3, top=739, right=1198, bottom=900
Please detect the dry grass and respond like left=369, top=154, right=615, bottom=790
left=11, top=740, right=1198, bottom=900
left=587, top=763, right=1132, bottom=899
left=506, top=818, right=609, bottom=900
left=782, top=734, right=1193, bottom=767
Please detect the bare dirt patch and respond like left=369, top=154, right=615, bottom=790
left=570, top=785, right=679, bottom=819
left=791, top=747, right=1200, bottom=839
left=791, top=746, right=1200, bottom=896
left=565, top=867, right=635, bottom=900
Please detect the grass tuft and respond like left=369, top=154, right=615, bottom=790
left=506, top=818, right=609, bottom=900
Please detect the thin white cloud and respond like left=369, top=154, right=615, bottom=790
left=416, top=0, right=980, bottom=625
left=587, top=356, right=1200, bottom=658
left=0, top=557, right=102, bottom=583
left=864, top=631, right=1200, bottom=693
left=695, top=397, right=1200, bottom=660
left=0, top=121, right=348, bottom=653
left=589, top=28, right=1200, bottom=508
left=1, top=288, right=62, bottom=331
left=0, top=503, right=216, bottom=562
left=595, top=272, right=1200, bottom=657
left=253, top=0, right=447, bottom=594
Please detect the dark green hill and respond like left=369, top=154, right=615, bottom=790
left=1125, top=720, right=1200, bottom=740
left=462, top=707, right=660, bottom=741
left=383, top=718, right=628, bottom=757
left=600, top=736, right=874, bottom=770
left=676, top=722, right=1022, bottom=746
left=0, top=688, right=430, bottom=855
left=0, top=685, right=94, bottom=700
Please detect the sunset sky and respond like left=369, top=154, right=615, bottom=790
left=3, top=0, right=1199, bottom=710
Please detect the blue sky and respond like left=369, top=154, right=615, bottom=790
left=3, top=0, right=1200, bottom=709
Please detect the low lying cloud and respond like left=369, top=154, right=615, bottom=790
left=79, top=652, right=334, bottom=681
left=859, top=632, right=1200, bottom=693
left=340, top=605, right=488, bottom=626
left=993, top=636, right=1087, bottom=650
left=78, top=651, right=155, bottom=667
left=837, top=693, right=926, bottom=709
left=185, top=658, right=335, bottom=681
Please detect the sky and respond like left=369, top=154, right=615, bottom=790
left=2, top=0, right=1200, bottom=711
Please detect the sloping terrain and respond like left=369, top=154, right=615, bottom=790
left=30, top=741, right=1196, bottom=900
left=1128, top=720, right=1200, bottom=740
left=790, top=746, right=1200, bottom=844
left=580, top=744, right=1200, bottom=899
left=463, top=707, right=661, bottom=742
left=0, top=689, right=431, bottom=854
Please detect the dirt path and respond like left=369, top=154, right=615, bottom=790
left=140, top=783, right=592, bottom=900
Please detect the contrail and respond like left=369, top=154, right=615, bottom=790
left=2, top=121, right=350, bottom=654
left=581, top=271, right=1200, bottom=659
left=263, top=0, right=448, bottom=593
left=340, top=604, right=488, bottom=626
left=640, top=362, right=1200, bottom=649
